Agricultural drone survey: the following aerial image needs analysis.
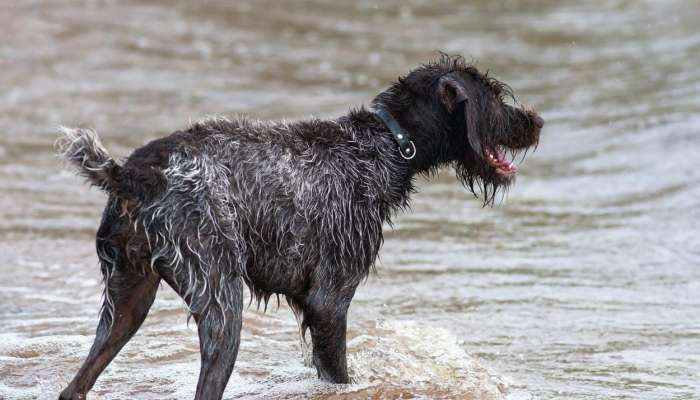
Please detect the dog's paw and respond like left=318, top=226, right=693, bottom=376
left=58, top=388, right=86, bottom=400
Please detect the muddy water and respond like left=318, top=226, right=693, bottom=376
left=1, top=1, right=699, bottom=399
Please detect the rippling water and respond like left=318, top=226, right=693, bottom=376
left=1, top=1, right=699, bottom=399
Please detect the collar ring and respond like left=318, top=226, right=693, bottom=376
left=401, top=141, right=416, bottom=160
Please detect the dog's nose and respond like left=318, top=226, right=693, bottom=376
left=533, top=115, right=544, bottom=129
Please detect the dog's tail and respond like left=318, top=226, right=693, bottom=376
left=56, top=127, right=123, bottom=195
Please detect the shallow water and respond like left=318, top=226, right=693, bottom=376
left=1, top=1, right=699, bottom=399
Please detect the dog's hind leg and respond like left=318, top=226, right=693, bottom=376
left=193, top=278, right=243, bottom=400
left=59, top=250, right=160, bottom=400
left=158, top=258, right=243, bottom=400
left=146, top=162, right=245, bottom=398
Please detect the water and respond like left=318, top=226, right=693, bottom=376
left=1, top=1, right=699, bottom=399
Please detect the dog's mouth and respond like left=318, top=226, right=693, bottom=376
left=484, top=145, right=518, bottom=176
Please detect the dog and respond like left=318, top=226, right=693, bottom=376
left=56, top=54, right=542, bottom=400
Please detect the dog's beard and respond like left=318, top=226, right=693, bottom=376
left=455, top=123, right=539, bottom=206
left=454, top=158, right=511, bottom=207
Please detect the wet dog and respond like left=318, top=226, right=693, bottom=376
left=57, top=54, right=542, bottom=400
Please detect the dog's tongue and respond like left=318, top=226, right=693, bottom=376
left=485, top=146, right=518, bottom=176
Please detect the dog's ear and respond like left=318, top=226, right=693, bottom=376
left=438, top=75, right=483, bottom=156
left=438, top=75, right=468, bottom=112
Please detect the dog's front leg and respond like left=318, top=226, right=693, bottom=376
left=302, top=288, right=356, bottom=384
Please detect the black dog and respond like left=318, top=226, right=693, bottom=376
left=57, top=54, right=542, bottom=400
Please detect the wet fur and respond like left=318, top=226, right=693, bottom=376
left=56, top=54, right=542, bottom=400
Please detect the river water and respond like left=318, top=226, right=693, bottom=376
left=1, top=1, right=699, bottom=399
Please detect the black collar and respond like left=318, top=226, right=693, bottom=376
left=373, top=108, right=416, bottom=160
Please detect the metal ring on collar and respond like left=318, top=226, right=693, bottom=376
left=400, top=141, right=416, bottom=160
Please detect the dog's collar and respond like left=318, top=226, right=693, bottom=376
left=373, top=108, right=416, bottom=160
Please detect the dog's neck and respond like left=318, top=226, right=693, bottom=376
left=345, top=106, right=452, bottom=174
left=372, top=107, right=417, bottom=161
left=370, top=105, right=453, bottom=175
left=339, top=105, right=458, bottom=218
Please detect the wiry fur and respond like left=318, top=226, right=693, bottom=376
left=57, top=54, right=542, bottom=400
left=56, top=127, right=120, bottom=194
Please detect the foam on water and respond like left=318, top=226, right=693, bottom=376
left=348, top=320, right=509, bottom=398
left=0, top=313, right=519, bottom=399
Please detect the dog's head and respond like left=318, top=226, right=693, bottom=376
left=374, top=54, right=543, bottom=204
